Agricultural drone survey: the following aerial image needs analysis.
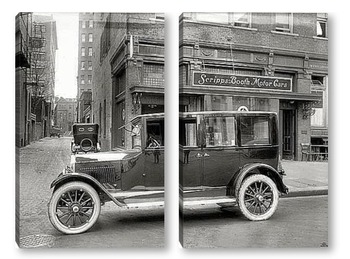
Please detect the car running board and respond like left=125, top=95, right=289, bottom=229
left=180, top=196, right=237, bottom=208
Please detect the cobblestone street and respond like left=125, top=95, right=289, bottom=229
left=17, top=137, right=72, bottom=245
left=16, top=137, right=164, bottom=248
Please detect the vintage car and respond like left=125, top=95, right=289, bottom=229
left=71, top=123, right=101, bottom=154
left=48, top=114, right=164, bottom=234
left=50, top=126, right=61, bottom=138
left=179, top=111, right=289, bottom=221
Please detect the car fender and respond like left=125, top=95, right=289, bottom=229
left=229, top=163, right=289, bottom=197
left=50, top=172, right=127, bottom=207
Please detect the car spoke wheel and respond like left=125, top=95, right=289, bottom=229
left=48, top=181, right=101, bottom=234
left=238, top=174, right=279, bottom=221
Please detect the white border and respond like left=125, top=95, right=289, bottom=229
left=3, top=1, right=349, bottom=258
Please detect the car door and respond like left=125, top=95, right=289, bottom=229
left=201, top=115, right=241, bottom=193
left=179, top=116, right=203, bottom=189
left=143, top=118, right=165, bottom=188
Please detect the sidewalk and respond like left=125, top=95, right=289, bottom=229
left=281, top=160, right=328, bottom=198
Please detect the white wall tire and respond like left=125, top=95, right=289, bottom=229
left=237, top=174, right=279, bottom=221
left=48, top=181, right=101, bottom=234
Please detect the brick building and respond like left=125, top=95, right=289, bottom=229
left=77, top=13, right=94, bottom=123
left=179, top=13, right=328, bottom=161
left=54, top=97, right=77, bottom=133
left=16, top=13, right=32, bottom=147
left=91, top=13, right=164, bottom=150
left=15, top=13, right=58, bottom=146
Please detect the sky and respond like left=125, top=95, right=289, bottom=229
left=36, top=12, right=79, bottom=98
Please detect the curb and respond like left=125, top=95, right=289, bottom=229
left=282, top=187, right=328, bottom=198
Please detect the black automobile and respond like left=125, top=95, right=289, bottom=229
left=179, top=111, right=289, bottom=221
left=71, top=123, right=101, bottom=153
left=48, top=114, right=164, bottom=234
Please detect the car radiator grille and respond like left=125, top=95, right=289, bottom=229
left=79, top=166, right=118, bottom=184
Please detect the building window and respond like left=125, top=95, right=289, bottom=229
left=193, top=13, right=230, bottom=24
left=311, top=75, right=328, bottom=127
left=317, top=13, right=327, bottom=38
left=82, top=21, right=86, bottom=28
left=143, top=63, right=164, bottom=86
left=88, top=47, right=93, bottom=56
left=81, top=61, right=85, bottom=70
left=88, top=61, right=92, bottom=70
left=81, top=33, right=86, bottom=42
left=81, top=47, right=85, bottom=56
left=154, top=14, right=165, bottom=21
left=88, top=33, right=93, bottom=42
left=80, top=75, right=85, bottom=84
left=275, top=13, right=292, bottom=33
left=89, top=20, right=93, bottom=28
left=88, top=75, right=92, bottom=84
left=233, top=13, right=251, bottom=28
left=179, top=64, right=189, bottom=86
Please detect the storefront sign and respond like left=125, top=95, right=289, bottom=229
left=193, top=72, right=292, bottom=92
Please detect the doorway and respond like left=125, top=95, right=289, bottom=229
left=280, top=108, right=296, bottom=160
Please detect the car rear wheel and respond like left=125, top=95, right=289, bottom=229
left=237, top=174, right=279, bottom=221
left=48, top=181, right=101, bottom=234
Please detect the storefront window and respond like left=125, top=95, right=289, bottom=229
left=204, top=95, right=270, bottom=112
left=311, top=75, right=328, bottom=127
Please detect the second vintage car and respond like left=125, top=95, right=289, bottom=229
left=71, top=123, right=101, bottom=153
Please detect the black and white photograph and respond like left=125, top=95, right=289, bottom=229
left=15, top=12, right=165, bottom=248
left=179, top=12, right=328, bottom=248
left=6, top=0, right=350, bottom=257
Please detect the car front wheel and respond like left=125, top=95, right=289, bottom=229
left=48, top=181, right=101, bottom=234
left=237, top=174, right=279, bottom=221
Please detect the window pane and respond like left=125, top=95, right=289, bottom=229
left=276, top=13, right=291, bottom=31
left=205, top=117, right=236, bottom=147
left=143, top=63, right=164, bottom=86
left=196, top=13, right=230, bottom=24
left=240, top=117, right=270, bottom=145
left=146, top=120, right=164, bottom=147
left=180, top=119, right=197, bottom=146
left=233, top=13, right=250, bottom=27
left=317, top=21, right=327, bottom=37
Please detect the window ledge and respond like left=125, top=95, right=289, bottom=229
left=313, top=36, right=328, bottom=41
left=232, top=26, right=258, bottom=32
left=271, top=30, right=299, bottom=37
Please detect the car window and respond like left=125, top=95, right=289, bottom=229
left=146, top=120, right=164, bottom=148
left=204, top=116, right=236, bottom=147
left=179, top=118, right=197, bottom=147
left=240, top=116, right=270, bottom=145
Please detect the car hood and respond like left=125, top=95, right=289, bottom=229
left=71, top=150, right=141, bottom=164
